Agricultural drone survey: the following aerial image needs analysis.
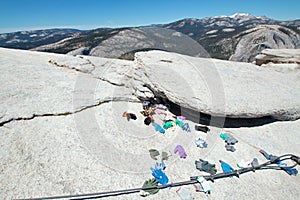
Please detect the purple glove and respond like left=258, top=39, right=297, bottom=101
left=177, top=116, right=186, bottom=121
left=174, top=145, right=187, bottom=159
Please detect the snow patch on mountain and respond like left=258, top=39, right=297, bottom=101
left=222, top=28, right=235, bottom=32
left=230, top=13, right=252, bottom=18
left=206, top=30, right=218, bottom=34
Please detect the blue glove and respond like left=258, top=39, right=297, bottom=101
left=182, top=123, right=191, bottom=132
left=220, top=133, right=229, bottom=140
left=284, top=167, right=298, bottom=176
left=154, top=123, right=165, bottom=134
left=151, top=168, right=169, bottom=185
left=220, top=160, right=234, bottom=173
left=195, top=138, right=208, bottom=148
left=154, top=161, right=166, bottom=171
left=275, top=160, right=298, bottom=175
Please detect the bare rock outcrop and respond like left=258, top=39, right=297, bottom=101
left=134, top=50, right=300, bottom=120
left=0, top=47, right=137, bottom=127
left=0, top=47, right=300, bottom=200
left=230, top=25, right=300, bottom=62
left=255, top=48, right=300, bottom=65
left=87, top=27, right=209, bottom=59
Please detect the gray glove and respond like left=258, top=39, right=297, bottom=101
left=225, top=144, right=236, bottom=152
left=225, top=136, right=238, bottom=145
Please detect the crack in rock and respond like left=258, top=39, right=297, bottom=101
left=48, top=59, right=125, bottom=87
left=0, top=98, right=139, bottom=127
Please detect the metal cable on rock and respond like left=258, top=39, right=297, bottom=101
left=17, top=154, right=300, bottom=200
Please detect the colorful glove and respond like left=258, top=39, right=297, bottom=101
left=163, top=121, right=174, bottom=129
left=220, top=133, right=229, bottom=140
left=175, top=119, right=184, bottom=127
left=177, top=116, right=186, bottom=121
left=174, top=145, right=187, bottom=159
left=154, top=161, right=166, bottom=171
left=195, top=138, right=208, bottom=148
left=284, top=167, right=298, bottom=176
left=153, top=123, right=165, bottom=134
left=182, top=123, right=191, bottom=132
left=151, top=168, right=169, bottom=185
left=220, top=160, right=234, bottom=173
left=259, top=149, right=298, bottom=176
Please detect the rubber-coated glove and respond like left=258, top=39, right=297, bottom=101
left=220, top=160, right=234, bottom=173
left=151, top=168, right=169, bottom=185
left=154, top=161, right=166, bottom=171
left=225, top=136, right=238, bottom=145
left=174, top=145, right=187, bottom=159
left=284, top=167, right=298, bottom=176
left=220, top=133, right=229, bottom=140
left=195, top=138, right=208, bottom=148
left=182, top=123, right=191, bottom=132
left=154, top=123, right=165, bottom=134
left=175, top=119, right=184, bottom=127
left=276, top=160, right=298, bottom=176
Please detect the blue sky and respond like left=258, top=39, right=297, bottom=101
left=1, top=0, right=299, bottom=33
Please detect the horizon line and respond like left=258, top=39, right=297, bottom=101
left=0, top=14, right=299, bottom=34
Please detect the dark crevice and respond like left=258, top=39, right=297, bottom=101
left=142, top=93, right=279, bottom=128
left=0, top=98, right=139, bottom=127
left=0, top=101, right=108, bottom=127
left=139, top=84, right=280, bottom=128
left=167, top=99, right=278, bottom=128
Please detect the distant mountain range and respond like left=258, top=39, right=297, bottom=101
left=0, top=29, right=82, bottom=50
left=0, top=13, right=299, bottom=62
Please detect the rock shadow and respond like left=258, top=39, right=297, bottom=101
left=167, top=99, right=278, bottom=128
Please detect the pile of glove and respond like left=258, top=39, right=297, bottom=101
left=220, top=133, right=238, bottom=152
left=259, top=149, right=298, bottom=176
left=149, top=149, right=169, bottom=162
